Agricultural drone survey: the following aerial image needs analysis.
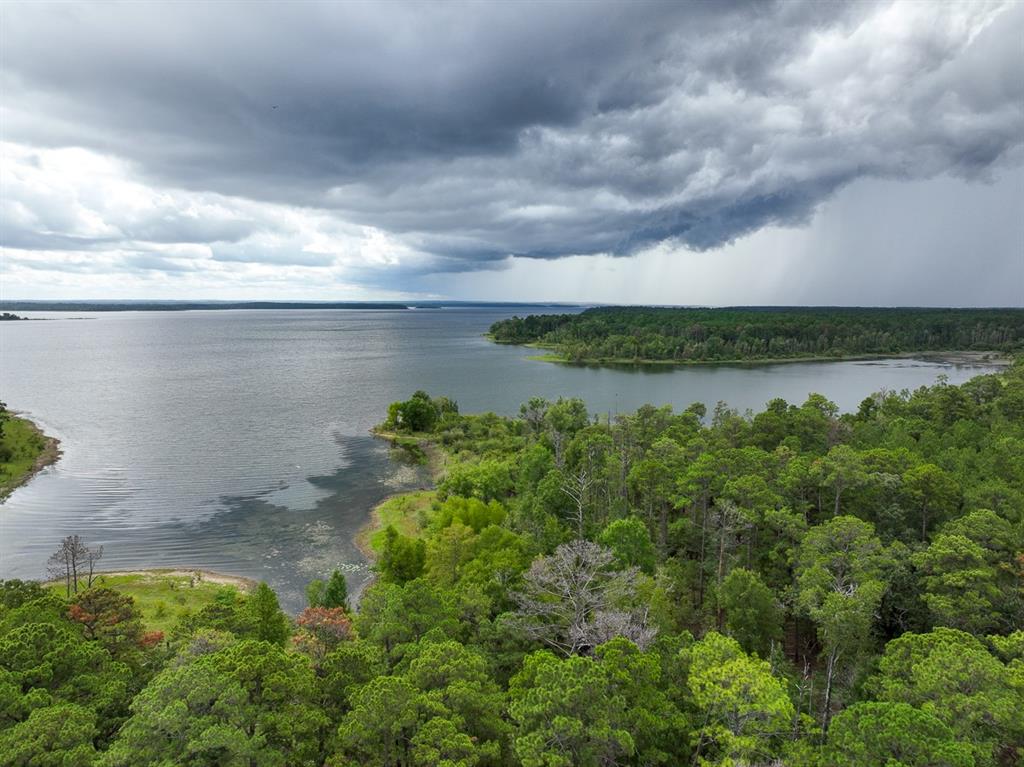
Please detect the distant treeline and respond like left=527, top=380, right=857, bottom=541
left=0, top=301, right=411, bottom=312
left=0, top=301, right=582, bottom=313
left=490, top=306, right=1024, bottom=363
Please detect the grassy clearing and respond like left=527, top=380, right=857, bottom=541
left=47, top=571, right=252, bottom=634
left=0, top=415, right=60, bottom=501
left=356, top=490, right=436, bottom=559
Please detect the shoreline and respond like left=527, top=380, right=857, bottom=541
left=501, top=345, right=1016, bottom=369
left=67, top=568, right=258, bottom=591
left=355, top=430, right=446, bottom=563
left=0, top=414, right=62, bottom=503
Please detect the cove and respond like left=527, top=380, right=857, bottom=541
left=0, top=307, right=1005, bottom=610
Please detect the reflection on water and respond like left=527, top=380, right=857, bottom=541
left=0, top=309, right=1005, bottom=610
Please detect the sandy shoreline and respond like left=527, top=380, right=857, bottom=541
left=87, top=568, right=258, bottom=590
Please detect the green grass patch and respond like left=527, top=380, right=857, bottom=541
left=0, top=415, right=58, bottom=499
left=47, top=571, right=247, bottom=634
left=357, top=490, right=436, bottom=557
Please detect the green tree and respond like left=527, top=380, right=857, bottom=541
left=685, top=632, right=794, bottom=767
left=912, top=533, right=1001, bottom=634
left=244, top=583, right=291, bottom=646
left=378, top=527, right=427, bottom=584
left=324, top=570, right=349, bottom=609
left=902, top=463, right=960, bottom=542
left=594, top=637, right=690, bottom=765
left=719, top=567, right=782, bottom=658
left=104, top=639, right=326, bottom=767
left=0, top=622, right=131, bottom=739
left=308, top=571, right=350, bottom=610
left=628, top=438, right=685, bottom=552
left=598, top=516, right=657, bottom=574
left=331, top=676, right=428, bottom=767
left=355, top=581, right=463, bottom=662
left=823, top=701, right=974, bottom=767
left=403, top=640, right=508, bottom=764
left=869, top=627, right=1022, bottom=766
left=318, top=640, right=387, bottom=720
left=387, top=391, right=441, bottom=433
left=795, top=516, right=888, bottom=731
left=509, top=650, right=633, bottom=767
left=817, top=445, right=868, bottom=517
left=0, top=703, right=98, bottom=767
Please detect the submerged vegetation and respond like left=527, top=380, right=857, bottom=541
left=0, top=402, right=60, bottom=501
left=490, top=306, right=1024, bottom=364
left=3, top=362, right=1024, bottom=765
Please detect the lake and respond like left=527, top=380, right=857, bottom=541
left=0, top=308, right=1006, bottom=610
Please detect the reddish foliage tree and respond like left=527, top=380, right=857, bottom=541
left=293, top=606, right=353, bottom=662
left=140, top=631, right=165, bottom=648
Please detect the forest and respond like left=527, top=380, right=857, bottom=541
left=3, top=362, right=1024, bottom=766
left=488, top=307, right=1024, bottom=363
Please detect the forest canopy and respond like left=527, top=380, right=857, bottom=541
left=489, top=306, right=1024, bottom=363
left=3, top=361, right=1024, bottom=766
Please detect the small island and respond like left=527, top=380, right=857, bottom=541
left=0, top=403, right=61, bottom=501
left=0, top=312, right=30, bottom=321
left=489, top=306, right=1024, bottom=366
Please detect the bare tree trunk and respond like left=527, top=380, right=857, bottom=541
left=921, top=501, right=929, bottom=542
left=697, top=493, right=708, bottom=608
left=562, top=468, right=591, bottom=538
left=64, top=550, right=72, bottom=598
left=716, top=526, right=727, bottom=630
left=822, top=647, right=839, bottom=732
left=86, top=545, right=102, bottom=588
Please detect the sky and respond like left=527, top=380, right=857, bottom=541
left=1, top=0, right=1022, bottom=305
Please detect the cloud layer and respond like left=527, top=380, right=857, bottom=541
left=1, top=0, right=1022, bottom=297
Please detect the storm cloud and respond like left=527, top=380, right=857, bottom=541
left=1, top=0, right=1022, bottom=295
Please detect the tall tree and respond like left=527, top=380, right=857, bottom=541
left=244, top=583, right=290, bottom=646
left=795, top=516, right=888, bottom=731
left=912, top=533, right=1001, bottom=634
left=686, top=632, right=794, bottom=767
left=719, top=567, right=783, bottom=658
left=902, top=464, right=960, bottom=542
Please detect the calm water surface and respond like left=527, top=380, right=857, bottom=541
left=0, top=308, right=1005, bottom=609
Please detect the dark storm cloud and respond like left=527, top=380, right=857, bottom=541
left=2, top=0, right=1022, bottom=274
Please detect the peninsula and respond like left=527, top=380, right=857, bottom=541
left=0, top=405, right=61, bottom=501
left=490, top=306, right=1024, bottom=365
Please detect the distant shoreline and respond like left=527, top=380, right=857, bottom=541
left=0, top=300, right=584, bottom=313
left=502, top=344, right=1015, bottom=369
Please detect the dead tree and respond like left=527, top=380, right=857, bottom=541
left=46, top=535, right=98, bottom=596
left=85, top=545, right=104, bottom=588
left=561, top=466, right=593, bottom=538
left=511, top=539, right=655, bottom=655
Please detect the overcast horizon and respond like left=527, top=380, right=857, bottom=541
left=2, top=1, right=1022, bottom=306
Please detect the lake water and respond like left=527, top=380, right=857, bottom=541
left=0, top=308, right=1005, bottom=610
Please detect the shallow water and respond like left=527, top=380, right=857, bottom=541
left=0, top=308, right=1004, bottom=610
